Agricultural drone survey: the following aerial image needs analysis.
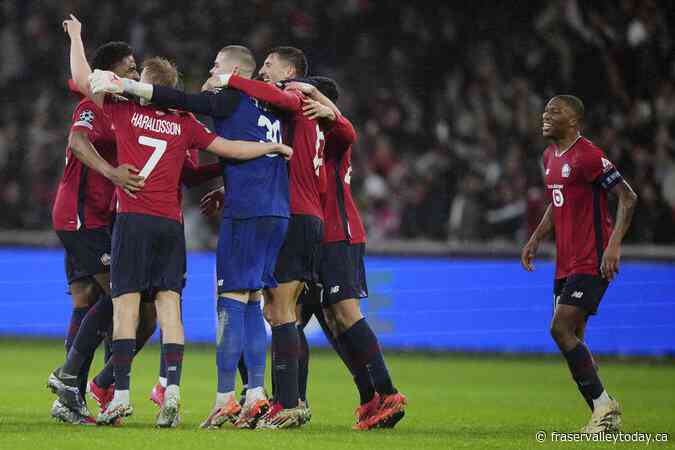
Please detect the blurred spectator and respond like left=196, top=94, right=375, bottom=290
left=1, top=0, right=673, bottom=245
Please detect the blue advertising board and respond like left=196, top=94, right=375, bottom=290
left=1, top=248, right=673, bottom=356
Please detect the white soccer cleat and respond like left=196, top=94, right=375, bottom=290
left=256, top=403, right=305, bottom=430
left=156, top=385, right=181, bottom=428
left=581, top=398, right=622, bottom=433
left=50, top=399, right=96, bottom=425
left=96, top=399, right=133, bottom=426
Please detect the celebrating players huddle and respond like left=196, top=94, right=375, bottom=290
left=48, top=14, right=406, bottom=430
left=49, top=12, right=636, bottom=435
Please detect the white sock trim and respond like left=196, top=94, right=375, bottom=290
left=592, top=390, right=611, bottom=409
left=215, top=391, right=235, bottom=408
left=245, top=386, right=266, bottom=403
left=113, top=389, right=130, bottom=405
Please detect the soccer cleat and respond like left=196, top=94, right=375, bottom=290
left=256, top=403, right=305, bottom=429
left=298, top=399, right=312, bottom=425
left=150, top=383, right=166, bottom=408
left=199, top=399, right=242, bottom=429
left=89, top=380, right=114, bottom=412
left=156, top=385, right=181, bottom=428
left=352, top=393, right=381, bottom=430
left=47, top=367, right=90, bottom=418
left=234, top=398, right=270, bottom=429
left=50, top=399, right=96, bottom=425
left=96, top=400, right=133, bottom=426
left=581, top=398, right=622, bottom=434
left=368, top=392, right=407, bottom=429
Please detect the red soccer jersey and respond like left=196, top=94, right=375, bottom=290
left=543, top=136, right=623, bottom=279
left=52, top=98, right=117, bottom=231
left=322, top=114, right=366, bottom=244
left=103, top=97, right=216, bottom=223
left=228, top=75, right=326, bottom=220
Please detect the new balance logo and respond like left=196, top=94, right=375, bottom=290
left=571, top=291, right=584, bottom=299
left=330, top=285, right=340, bottom=294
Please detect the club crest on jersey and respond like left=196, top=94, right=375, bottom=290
left=79, top=110, right=95, bottom=123
left=561, top=163, right=571, bottom=178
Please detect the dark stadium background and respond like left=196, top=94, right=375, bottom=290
left=1, top=0, right=674, bottom=355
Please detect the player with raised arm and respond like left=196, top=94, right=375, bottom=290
left=62, top=15, right=291, bottom=428
left=205, top=46, right=326, bottom=429
left=286, top=77, right=407, bottom=430
left=521, top=95, right=637, bottom=433
left=49, top=40, right=146, bottom=424
left=91, top=45, right=290, bottom=429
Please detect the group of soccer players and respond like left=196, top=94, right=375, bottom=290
left=48, top=11, right=637, bottom=435
left=47, top=14, right=407, bottom=430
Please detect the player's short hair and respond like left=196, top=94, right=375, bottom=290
left=219, top=45, right=256, bottom=77
left=91, top=41, right=134, bottom=71
left=554, top=95, right=585, bottom=121
left=269, top=46, right=308, bottom=77
left=142, top=57, right=179, bottom=88
left=308, top=76, right=339, bottom=103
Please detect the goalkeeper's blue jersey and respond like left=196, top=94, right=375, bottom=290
left=213, top=92, right=289, bottom=219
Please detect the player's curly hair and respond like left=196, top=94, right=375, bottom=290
left=142, top=57, right=179, bottom=88
left=269, top=46, right=308, bottom=77
left=91, top=41, right=134, bottom=71
left=308, top=76, right=339, bottom=103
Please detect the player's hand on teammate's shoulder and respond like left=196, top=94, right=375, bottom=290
left=285, top=81, right=316, bottom=97
left=62, top=14, right=82, bottom=39
left=520, top=239, right=539, bottom=272
left=108, top=164, right=145, bottom=198
left=199, top=187, right=225, bottom=216
left=600, top=241, right=621, bottom=281
left=302, top=98, right=335, bottom=121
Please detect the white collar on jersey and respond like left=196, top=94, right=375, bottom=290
left=554, top=133, right=582, bottom=158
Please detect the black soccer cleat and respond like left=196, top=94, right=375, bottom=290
left=47, top=367, right=90, bottom=418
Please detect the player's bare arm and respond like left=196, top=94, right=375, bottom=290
left=521, top=203, right=553, bottom=272
left=601, top=180, right=638, bottom=281
left=63, top=14, right=103, bottom=107
left=68, top=130, right=145, bottom=197
left=205, top=139, right=293, bottom=161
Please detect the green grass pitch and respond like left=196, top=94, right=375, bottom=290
left=1, top=339, right=673, bottom=449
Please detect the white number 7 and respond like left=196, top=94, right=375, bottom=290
left=138, top=136, right=168, bottom=178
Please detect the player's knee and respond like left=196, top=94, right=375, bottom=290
left=332, top=299, right=362, bottom=330
left=71, top=280, right=99, bottom=308
left=550, top=318, right=574, bottom=347
left=321, top=308, right=340, bottom=338
left=113, top=299, right=140, bottom=338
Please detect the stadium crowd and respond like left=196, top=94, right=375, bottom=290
left=1, top=0, right=673, bottom=244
